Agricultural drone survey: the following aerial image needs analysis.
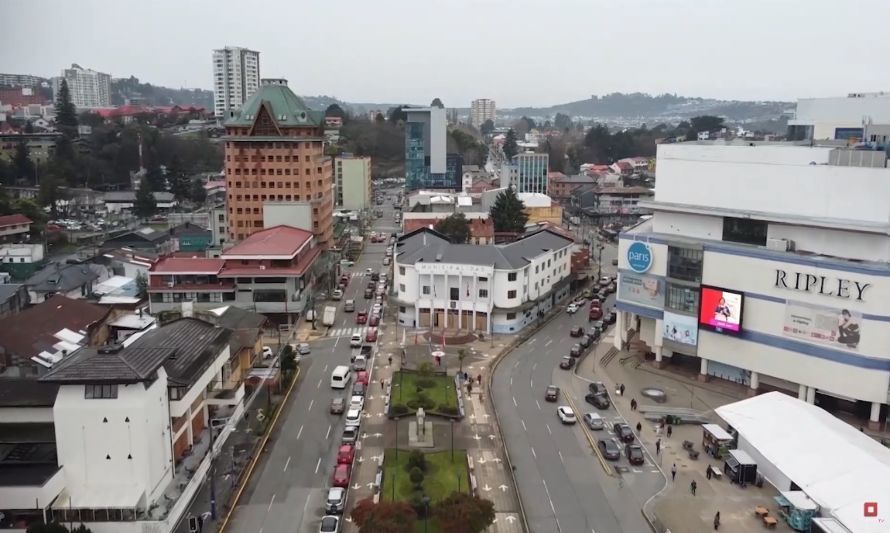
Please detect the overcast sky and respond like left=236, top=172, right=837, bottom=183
left=2, top=0, right=888, bottom=107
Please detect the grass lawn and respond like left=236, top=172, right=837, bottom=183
left=382, top=449, right=469, bottom=505
left=390, top=371, right=458, bottom=414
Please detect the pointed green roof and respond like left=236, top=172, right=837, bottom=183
left=224, top=78, right=324, bottom=127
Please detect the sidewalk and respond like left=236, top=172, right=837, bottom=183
left=577, top=332, right=795, bottom=533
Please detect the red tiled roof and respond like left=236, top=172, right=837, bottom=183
left=616, top=161, right=633, bottom=170
left=0, top=214, right=33, bottom=228
left=403, top=218, right=493, bottom=239
left=219, top=246, right=321, bottom=277
left=150, top=257, right=225, bottom=274
left=0, top=295, right=111, bottom=358
left=222, top=225, right=313, bottom=258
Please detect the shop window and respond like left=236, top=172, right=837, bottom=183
left=667, top=246, right=703, bottom=282
left=665, top=283, right=699, bottom=314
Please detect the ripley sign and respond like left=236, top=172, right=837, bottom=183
left=774, top=269, right=871, bottom=302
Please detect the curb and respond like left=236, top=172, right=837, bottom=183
left=217, top=366, right=302, bottom=532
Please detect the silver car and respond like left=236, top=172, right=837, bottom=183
left=583, top=412, right=604, bottom=430
left=325, top=487, right=346, bottom=514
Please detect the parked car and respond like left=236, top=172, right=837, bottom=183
left=569, top=325, right=584, bottom=337
left=587, top=328, right=601, bottom=342
left=345, top=408, right=361, bottom=428
left=570, top=344, right=582, bottom=357
left=556, top=406, right=577, bottom=425
left=349, top=395, right=365, bottom=411
left=613, top=423, right=635, bottom=443
left=344, top=299, right=355, bottom=312
left=364, top=288, right=373, bottom=299
left=605, top=309, right=617, bottom=325
left=351, top=382, right=366, bottom=397
left=626, top=444, right=645, bottom=465
left=578, top=335, right=591, bottom=348
left=590, top=319, right=604, bottom=332
left=330, top=397, right=345, bottom=415
left=369, top=314, right=380, bottom=327
left=356, top=311, right=368, bottom=324
left=319, top=515, right=340, bottom=532
left=365, top=328, right=378, bottom=342
left=349, top=334, right=362, bottom=348
left=583, top=412, right=604, bottom=430
left=598, top=438, right=621, bottom=460
left=566, top=303, right=579, bottom=314
left=597, top=289, right=608, bottom=301
left=590, top=298, right=601, bottom=308
left=545, top=385, right=560, bottom=402
left=366, top=280, right=375, bottom=290
left=325, top=487, right=346, bottom=514
left=588, top=306, right=603, bottom=321
left=337, top=444, right=355, bottom=465
left=341, top=426, right=358, bottom=444
left=585, top=392, right=610, bottom=409
left=356, top=371, right=369, bottom=386
left=599, top=276, right=611, bottom=288
left=332, top=464, right=351, bottom=487
left=559, top=356, right=575, bottom=369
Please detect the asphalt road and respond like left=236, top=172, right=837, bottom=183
left=228, top=188, right=400, bottom=533
left=491, top=243, right=662, bottom=533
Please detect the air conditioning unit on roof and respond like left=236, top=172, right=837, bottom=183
left=766, top=238, right=794, bottom=252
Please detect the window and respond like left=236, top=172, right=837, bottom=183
left=399, top=284, right=406, bottom=292
left=507, top=290, right=517, bottom=299
left=506, top=312, right=516, bottom=320
left=399, top=306, right=406, bottom=313
left=667, top=246, right=703, bottom=282
left=665, top=283, right=699, bottom=313
left=85, top=384, right=118, bottom=399
left=507, top=272, right=517, bottom=281
left=253, top=289, right=286, bottom=302
left=399, top=267, right=406, bottom=275
left=722, top=217, right=768, bottom=246
left=478, top=289, right=488, bottom=298
left=450, top=287, right=459, bottom=300
left=422, top=286, right=430, bottom=295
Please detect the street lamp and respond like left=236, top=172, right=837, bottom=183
left=450, top=419, right=454, bottom=462
left=422, top=495, right=431, bottom=532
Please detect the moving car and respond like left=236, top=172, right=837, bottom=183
left=559, top=356, right=575, bottom=369
left=583, top=412, right=604, bottom=430
left=557, top=406, right=577, bottom=424
left=330, top=397, right=345, bottom=415
left=371, top=272, right=380, bottom=281
left=364, top=288, right=373, bottom=299
left=570, top=344, right=582, bottom=357
left=569, top=325, right=584, bottom=337
left=332, top=289, right=343, bottom=300
left=325, top=487, right=346, bottom=514
left=588, top=381, right=609, bottom=396
left=365, top=328, right=378, bottom=342
left=337, top=444, right=355, bottom=465
left=295, top=343, right=311, bottom=355
left=566, top=303, right=579, bottom=314
left=319, top=515, right=340, bottom=532
left=332, top=464, right=351, bottom=487
left=585, top=392, right=610, bottom=409
left=545, top=385, right=560, bottom=402
left=344, top=299, right=355, bottom=312
left=626, top=444, right=645, bottom=466
left=613, top=423, right=635, bottom=443
left=598, top=438, right=621, bottom=460
left=340, top=274, right=350, bottom=287
left=349, top=334, right=362, bottom=347
left=345, top=408, right=361, bottom=428
left=341, top=426, right=358, bottom=444
left=599, top=276, right=611, bottom=288
left=356, top=311, right=368, bottom=324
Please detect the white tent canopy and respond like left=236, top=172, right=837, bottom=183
left=716, top=392, right=890, bottom=533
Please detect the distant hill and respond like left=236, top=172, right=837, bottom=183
left=112, top=76, right=213, bottom=109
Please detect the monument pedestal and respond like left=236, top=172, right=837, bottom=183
left=408, top=421, right=434, bottom=448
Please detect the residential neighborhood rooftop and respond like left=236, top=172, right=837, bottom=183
left=0, top=214, right=33, bottom=228
left=24, top=263, right=104, bottom=294
left=222, top=225, right=313, bottom=259
left=0, top=378, right=60, bottom=407
left=0, top=295, right=111, bottom=359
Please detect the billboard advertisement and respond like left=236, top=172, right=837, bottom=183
left=662, top=311, right=698, bottom=346
left=618, top=272, right=664, bottom=309
left=783, top=300, right=862, bottom=350
left=698, top=286, right=744, bottom=334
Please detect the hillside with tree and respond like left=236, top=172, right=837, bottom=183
left=111, top=76, right=213, bottom=108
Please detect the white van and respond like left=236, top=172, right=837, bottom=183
left=330, top=365, right=351, bottom=389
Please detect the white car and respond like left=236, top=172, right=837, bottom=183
left=262, top=346, right=274, bottom=359
left=332, top=289, right=343, bottom=300
left=599, top=276, right=612, bottom=288
left=566, top=303, right=579, bottom=314
left=557, top=406, right=577, bottom=425
left=349, top=334, right=362, bottom=348
left=349, top=395, right=365, bottom=411
left=345, top=408, right=361, bottom=427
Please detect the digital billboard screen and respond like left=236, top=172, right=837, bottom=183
left=698, top=286, right=744, bottom=334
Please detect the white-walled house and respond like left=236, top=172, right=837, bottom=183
left=394, top=227, right=574, bottom=334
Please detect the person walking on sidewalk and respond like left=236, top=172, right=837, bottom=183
left=636, top=421, right=642, bottom=433
left=619, top=383, right=626, bottom=396
left=690, top=480, right=697, bottom=496
left=630, top=398, right=637, bottom=411
left=667, top=424, right=673, bottom=438
left=706, top=464, right=712, bottom=479
left=671, top=464, right=677, bottom=481
left=655, top=438, right=661, bottom=455
left=713, top=511, right=721, bottom=530
left=388, top=355, right=392, bottom=366
left=380, top=379, right=385, bottom=390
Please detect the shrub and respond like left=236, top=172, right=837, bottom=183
left=409, top=466, right=424, bottom=487
left=407, top=450, right=427, bottom=472
left=409, top=492, right=430, bottom=518
left=390, top=404, right=409, bottom=417
left=437, top=404, right=460, bottom=416
left=406, top=393, right=435, bottom=411
left=416, top=378, right=435, bottom=389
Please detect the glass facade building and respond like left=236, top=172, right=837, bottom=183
left=510, top=153, right=549, bottom=194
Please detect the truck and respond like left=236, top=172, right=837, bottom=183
left=323, top=306, right=337, bottom=327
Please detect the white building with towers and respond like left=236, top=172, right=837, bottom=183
left=212, top=46, right=261, bottom=118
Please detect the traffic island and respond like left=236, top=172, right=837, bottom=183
left=388, top=369, right=460, bottom=419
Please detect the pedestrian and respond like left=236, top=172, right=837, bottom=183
left=706, top=465, right=712, bottom=480
left=636, top=421, right=642, bottom=433
left=690, top=480, right=697, bottom=496
left=713, top=511, right=720, bottom=530
left=380, top=379, right=384, bottom=390
left=667, top=424, right=673, bottom=438
left=619, top=383, right=626, bottom=396
left=630, top=398, right=637, bottom=411
left=477, top=374, right=482, bottom=385
left=671, top=464, right=677, bottom=481
left=655, top=439, right=661, bottom=455
left=388, top=355, right=392, bottom=366
left=464, top=371, right=469, bottom=381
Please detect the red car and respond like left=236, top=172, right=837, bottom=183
left=356, top=371, right=369, bottom=386
left=365, top=328, right=378, bottom=342
left=337, top=444, right=355, bottom=465
left=332, top=464, right=351, bottom=487
left=588, top=306, right=603, bottom=321
left=339, top=275, right=350, bottom=287
left=356, top=311, right=368, bottom=325
left=369, top=314, right=380, bottom=327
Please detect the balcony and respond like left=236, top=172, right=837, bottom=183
left=206, top=381, right=245, bottom=407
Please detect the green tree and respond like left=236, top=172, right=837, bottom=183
left=434, top=493, right=495, bottom=533
left=503, top=129, right=518, bottom=160
left=430, top=97, right=445, bottom=109
left=135, top=272, right=148, bottom=299
left=13, top=198, right=45, bottom=224
left=554, top=112, right=572, bottom=130
left=480, top=119, right=494, bottom=136
left=351, top=498, right=417, bottom=533
left=489, top=187, right=528, bottom=233
left=54, top=79, right=79, bottom=135
left=38, top=173, right=65, bottom=218
left=686, top=115, right=725, bottom=140
left=386, top=106, right=408, bottom=124
left=417, top=361, right=434, bottom=381
left=166, top=155, right=189, bottom=200
left=374, top=112, right=386, bottom=124
left=434, top=212, right=471, bottom=244
left=457, top=348, right=467, bottom=372
left=189, top=179, right=207, bottom=204
left=280, top=344, right=297, bottom=377
left=13, top=141, right=36, bottom=184
left=325, top=103, right=346, bottom=118
left=134, top=179, right=157, bottom=219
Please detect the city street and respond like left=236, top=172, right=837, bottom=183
left=491, top=242, right=663, bottom=533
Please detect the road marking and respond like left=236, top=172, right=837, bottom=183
left=308, top=399, right=314, bottom=412
left=283, top=456, right=291, bottom=472
left=532, top=362, right=537, bottom=372
left=334, top=335, right=340, bottom=348
left=530, top=380, right=534, bottom=389
left=542, top=479, right=556, bottom=514
left=317, top=378, right=322, bottom=389
left=296, top=425, right=304, bottom=439
left=521, top=419, right=527, bottom=431
left=513, top=396, right=517, bottom=407
left=267, top=493, right=276, bottom=512
left=315, top=457, right=322, bottom=474
left=326, top=424, right=332, bottom=439
left=528, top=338, right=536, bottom=345
left=510, top=376, right=513, bottom=386
left=544, top=339, right=553, bottom=347
left=531, top=446, right=537, bottom=459
left=323, top=364, right=328, bottom=372
left=546, top=424, right=552, bottom=435
left=536, top=400, right=542, bottom=410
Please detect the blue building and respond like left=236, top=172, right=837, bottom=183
left=509, top=152, right=549, bottom=194
left=405, top=107, right=456, bottom=190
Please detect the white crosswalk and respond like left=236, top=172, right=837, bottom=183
left=329, top=326, right=368, bottom=338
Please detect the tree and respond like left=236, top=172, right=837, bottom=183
left=434, top=492, right=495, bottom=533
left=457, top=348, right=467, bottom=372
left=325, top=103, right=346, bottom=118
left=686, top=115, right=725, bottom=140
left=12, top=141, right=36, bottom=184
left=166, top=155, right=189, bottom=200
left=554, top=112, right=572, bottom=130
left=280, top=344, right=297, bottom=376
left=134, top=179, right=157, bottom=219
left=189, top=179, right=207, bottom=204
left=135, top=272, right=148, bottom=299
left=145, top=163, right=166, bottom=191
left=480, top=119, right=494, bottom=136
left=489, top=187, right=528, bottom=233
left=351, top=498, right=417, bottom=533
left=503, top=129, right=518, bottom=160
left=375, top=112, right=386, bottom=124
left=434, top=212, right=471, bottom=244
left=386, top=106, right=408, bottom=124
left=38, top=173, right=65, bottom=218
left=54, top=79, right=79, bottom=135
left=430, top=97, right=445, bottom=109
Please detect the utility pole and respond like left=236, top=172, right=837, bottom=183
left=209, top=425, right=217, bottom=519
